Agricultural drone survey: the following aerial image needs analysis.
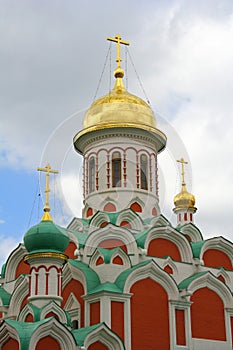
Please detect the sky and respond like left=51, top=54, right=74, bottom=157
left=1, top=0, right=233, bottom=267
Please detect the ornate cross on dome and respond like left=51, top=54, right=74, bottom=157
left=107, top=34, right=130, bottom=68
left=37, top=163, right=59, bottom=221
left=177, top=158, right=188, bottom=186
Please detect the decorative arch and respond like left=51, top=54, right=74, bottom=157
left=216, top=269, right=230, bottom=286
left=145, top=227, right=193, bottom=263
left=63, top=292, right=80, bottom=329
left=7, top=275, right=29, bottom=318
left=84, top=323, right=125, bottom=350
left=4, top=244, right=29, bottom=282
left=89, top=212, right=109, bottom=232
left=123, top=260, right=178, bottom=299
left=40, top=301, right=69, bottom=325
left=179, top=223, right=203, bottom=242
left=116, top=209, right=144, bottom=231
left=18, top=303, right=39, bottom=322
left=104, top=203, right=116, bottom=212
left=0, top=321, right=20, bottom=350
left=67, top=217, right=84, bottom=232
left=124, top=260, right=177, bottom=350
left=130, top=202, right=142, bottom=213
left=150, top=214, right=170, bottom=228
left=29, top=318, right=76, bottom=350
left=111, top=248, right=131, bottom=268
left=187, top=272, right=232, bottom=308
left=62, top=268, right=86, bottom=327
left=200, top=237, right=233, bottom=270
left=84, top=224, right=137, bottom=258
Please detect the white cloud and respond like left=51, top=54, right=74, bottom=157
left=0, top=234, right=18, bottom=269
left=1, top=0, right=233, bottom=243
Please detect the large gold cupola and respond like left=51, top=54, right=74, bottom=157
left=74, top=34, right=166, bottom=154
left=73, top=34, right=167, bottom=219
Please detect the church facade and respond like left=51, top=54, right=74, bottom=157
left=1, top=35, right=233, bottom=350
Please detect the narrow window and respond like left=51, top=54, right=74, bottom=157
left=89, top=157, right=95, bottom=193
left=112, top=151, right=121, bottom=187
left=140, top=154, right=148, bottom=190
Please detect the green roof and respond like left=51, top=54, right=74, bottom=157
left=190, top=241, right=205, bottom=258
left=68, top=260, right=100, bottom=293
left=134, top=228, right=150, bottom=248
left=1, top=263, right=6, bottom=278
left=97, top=247, right=120, bottom=264
left=72, top=323, right=104, bottom=345
left=23, top=220, right=69, bottom=254
left=5, top=318, right=51, bottom=350
left=0, top=287, right=11, bottom=305
left=88, top=282, right=122, bottom=295
left=115, top=260, right=152, bottom=291
left=66, top=228, right=88, bottom=248
left=178, top=272, right=208, bottom=290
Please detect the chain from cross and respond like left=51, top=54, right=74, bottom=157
left=107, top=34, right=130, bottom=68
left=37, top=163, right=59, bottom=212
left=177, top=158, right=188, bottom=186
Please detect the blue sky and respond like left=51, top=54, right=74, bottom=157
left=1, top=0, right=233, bottom=267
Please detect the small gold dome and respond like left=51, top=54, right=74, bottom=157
left=174, top=186, right=196, bottom=210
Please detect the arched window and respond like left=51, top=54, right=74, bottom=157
left=140, top=154, right=148, bottom=190
left=112, top=151, right=121, bottom=187
left=89, top=157, right=95, bottom=193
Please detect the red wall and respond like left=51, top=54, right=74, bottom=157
left=130, top=277, right=170, bottom=350
left=111, top=301, right=124, bottom=341
left=175, top=309, right=186, bottom=345
left=90, top=301, right=100, bottom=325
left=36, top=336, right=61, bottom=350
left=64, top=242, right=77, bottom=259
left=88, top=342, right=108, bottom=350
left=62, top=279, right=85, bottom=327
left=191, top=287, right=226, bottom=340
left=98, top=239, right=127, bottom=252
left=15, top=259, right=30, bottom=278
left=148, top=238, right=181, bottom=261
left=203, top=249, right=232, bottom=270
left=2, top=338, right=19, bottom=350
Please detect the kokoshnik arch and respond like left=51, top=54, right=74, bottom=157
left=1, top=34, right=233, bottom=350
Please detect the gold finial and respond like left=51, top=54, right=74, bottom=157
left=177, top=158, right=188, bottom=188
left=107, top=34, right=130, bottom=69
left=37, top=163, right=59, bottom=221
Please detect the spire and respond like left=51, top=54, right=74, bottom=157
left=177, top=157, right=188, bottom=192
left=37, top=163, right=59, bottom=221
left=173, top=157, right=197, bottom=225
left=107, top=34, right=130, bottom=91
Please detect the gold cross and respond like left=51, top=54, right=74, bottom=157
left=177, top=158, right=188, bottom=186
left=107, top=34, right=130, bottom=68
left=37, top=163, right=58, bottom=220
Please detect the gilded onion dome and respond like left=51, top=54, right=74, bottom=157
left=74, top=35, right=166, bottom=154
left=173, top=186, right=196, bottom=210
left=173, top=158, right=197, bottom=213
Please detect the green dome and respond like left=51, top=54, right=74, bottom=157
left=23, top=220, right=69, bottom=254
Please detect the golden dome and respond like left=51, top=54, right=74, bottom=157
left=173, top=185, right=196, bottom=210
left=82, top=70, right=156, bottom=132
left=74, top=67, right=166, bottom=154
left=173, top=157, right=197, bottom=213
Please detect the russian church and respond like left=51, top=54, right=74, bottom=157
left=1, top=35, right=233, bottom=350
